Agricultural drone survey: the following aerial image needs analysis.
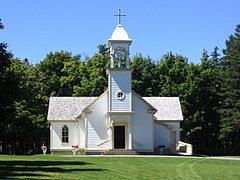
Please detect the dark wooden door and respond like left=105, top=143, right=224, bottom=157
left=114, top=126, right=125, bottom=149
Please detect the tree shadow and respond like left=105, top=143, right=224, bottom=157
left=0, top=160, right=106, bottom=179
left=0, top=160, right=88, bottom=166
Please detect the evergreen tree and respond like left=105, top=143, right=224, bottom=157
left=181, top=49, right=221, bottom=153
left=218, top=25, right=240, bottom=153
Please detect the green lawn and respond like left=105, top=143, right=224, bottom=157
left=0, top=155, right=240, bottom=179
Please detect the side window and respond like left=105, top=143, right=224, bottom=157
left=62, top=125, right=69, bottom=143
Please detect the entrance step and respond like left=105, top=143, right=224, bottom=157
left=85, top=149, right=109, bottom=155
left=105, top=149, right=138, bottom=155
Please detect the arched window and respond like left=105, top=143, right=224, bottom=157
left=62, top=125, right=69, bottom=143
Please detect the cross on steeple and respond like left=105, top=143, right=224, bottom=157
left=114, top=8, right=126, bottom=25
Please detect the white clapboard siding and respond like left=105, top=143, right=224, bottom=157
left=154, top=123, right=171, bottom=146
left=86, top=92, right=109, bottom=150
left=109, top=70, right=131, bottom=112
left=87, top=121, right=100, bottom=149
left=51, top=122, right=78, bottom=148
left=131, top=94, right=154, bottom=151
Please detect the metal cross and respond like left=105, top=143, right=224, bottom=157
left=114, top=8, right=126, bottom=24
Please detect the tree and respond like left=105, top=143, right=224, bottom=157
left=97, top=44, right=109, bottom=55
left=130, top=54, right=155, bottom=96
left=0, top=19, right=4, bottom=29
left=181, top=49, right=221, bottom=153
left=0, top=58, right=48, bottom=154
left=0, top=19, right=15, bottom=154
left=35, top=51, right=81, bottom=97
left=73, top=53, right=109, bottom=96
left=210, top=46, right=220, bottom=65
left=218, top=25, right=240, bottom=154
left=0, top=19, right=12, bottom=81
left=153, top=52, right=188, bottom=97
left=60, top=55, right=82, bottom=96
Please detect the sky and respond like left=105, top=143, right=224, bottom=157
left=0, top=0, right=239, bottom=64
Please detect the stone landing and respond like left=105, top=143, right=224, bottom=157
left=105, top=149, right=138, bottom=155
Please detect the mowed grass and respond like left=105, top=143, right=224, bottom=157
left=0, top=155, right=240, bottom=179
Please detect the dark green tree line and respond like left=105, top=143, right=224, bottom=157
left=181, top=49, right=221, bottom=153
left=1, top=19, right=240, bottom=155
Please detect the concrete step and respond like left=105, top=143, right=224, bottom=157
left=105, top=149, right=138, bottom=155
left=85, top=150, right=105, bottom=155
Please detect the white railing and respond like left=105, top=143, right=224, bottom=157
left=97, top=140, right=110, bottom=150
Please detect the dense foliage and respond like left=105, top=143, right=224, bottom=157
left=0, top=19, right=239, bottom=155
left=218, top=25, right=240, bottom=153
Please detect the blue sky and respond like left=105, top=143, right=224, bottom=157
left=0, top=0, right=239, bottom=64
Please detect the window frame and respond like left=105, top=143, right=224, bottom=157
left=61, top=125, right=69, bottom=143
left=116, top=90, right=125, bottom=100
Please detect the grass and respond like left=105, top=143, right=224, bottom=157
left=0, top=155, right=240, bottom=179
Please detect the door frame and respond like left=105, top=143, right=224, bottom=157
left=112, top=121, right=128, bottom=149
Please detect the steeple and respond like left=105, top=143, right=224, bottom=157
left=108, top=9, right=132, bottom=68
left=107, top=9, right=134, bottom=150
left=107, top=9, right=133, bottom=113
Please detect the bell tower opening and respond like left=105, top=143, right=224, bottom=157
left=108, top=9, right=132, bottom=69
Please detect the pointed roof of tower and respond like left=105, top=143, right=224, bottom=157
left=109, top=9, right=132, bottom=42
left=109, top=24, right=132, bottom=41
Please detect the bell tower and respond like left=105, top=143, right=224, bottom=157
left=107, top=9, right=133, bottom=150
left=107, top=9, right=133, bottom=112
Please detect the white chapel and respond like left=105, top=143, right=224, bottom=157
left=47, top=10, right=184, bottom=155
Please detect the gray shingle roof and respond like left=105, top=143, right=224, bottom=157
left=47, top=96, right=183, bottom=121
left=143, top=97, right=183, bottom=121
left=47, top=97, right=97, bottom=121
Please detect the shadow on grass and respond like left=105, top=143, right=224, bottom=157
left=0, top=160, right=106, bottom=179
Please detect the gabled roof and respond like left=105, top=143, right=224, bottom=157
left=47, top=96, right=183, bottom=121
left=47, top=97, right=97, bottom=121
left=143, top=97, right=183, bottom=121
